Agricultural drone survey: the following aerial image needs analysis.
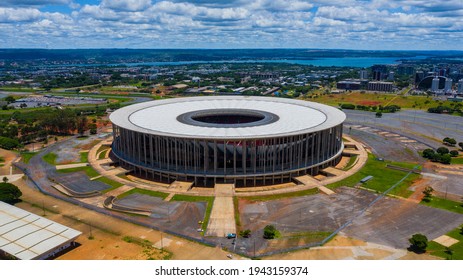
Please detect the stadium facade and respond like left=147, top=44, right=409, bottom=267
left=110, top=96, right=346, bottom=187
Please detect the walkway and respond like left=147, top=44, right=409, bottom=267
left=205, top=184, right=236, bottom=237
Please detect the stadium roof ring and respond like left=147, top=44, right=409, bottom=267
left=110, top=96, right=346, bottom=187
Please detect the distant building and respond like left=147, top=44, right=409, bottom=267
left=415, top=71, right=424, bottom=86
left=337, top=80, right=361, bottom=90
left=387, top=72, right=395, bottom=81
left=397, top=64, right=415, bottom=75
left=458, top=79, right=463, bottom=93
left=367, top=81, right=393, bottom=92
left=432, top=76, right=440, bottom=92
left=359, top=70, right=368, bottom=80
left=445, top=78, right=453, bottom=92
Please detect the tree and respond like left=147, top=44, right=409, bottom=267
left=436, top=147, right=450, bottom=155
left=422, top=186, right=434, bottom=202
left=408, top=233, right=428, bottom=253
left=0, top=182, right=22, bottom=203
left=239, top=229, right=251, bottom=238
left=2, top=177, right=8, bottom=183
left=375, top=111, right=382, bottom=118
left=450, top=150, right=459, bottom=157
left=422, top=149, right=435, bottom=159
left=263, top=225, right=278, bottom=239
left=459, top=142, right=463, bottom=151
left=76, top=116, right=88, bottom=136
left=441, top=154, right=452, bottom=164
left=443, top=137, right=457, bottom=146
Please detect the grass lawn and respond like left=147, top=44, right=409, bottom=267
left=451, top=157, right=463, bottom=165
left=420, top=197, right=463, bottom=214
left=280, top=231, right=332, bottom=245
left=427, top=225, right=463, bottom=260
left=327, top=153, right=420, bottom=198
left=96, top=176, right=124, bottom=193
left=242, top=188, right=319, bottom=202
left=171, top=194, right=214, bottom=234
left=117, top=188, right=168, bottom=200
left=57, top=166, right=100, bottom=177
left=21, top=152, right=38, bottom=164
left=80, top=151, right=89, bottom=163
left=42, top=152, right=58, bottom=165
left=310, top=91, right=458, bottom=110
left=343, top=155, right=358, bottom=171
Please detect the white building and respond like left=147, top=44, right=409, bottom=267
left=431, top=77, right=440, bottom=92
left=359, top=70, right=368, bottom=80
left=458, top=79, right=463, bottom=93
left=387, top=71, right=394, bottom=81
left=0, top=201, right=81, bottom=260
left=367, top=81, right=393, bottom=92
left=445, top=78, right=453, bottom=92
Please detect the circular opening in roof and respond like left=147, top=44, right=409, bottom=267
left=177, top=109, right=279, bottom=128
left=192, top=112, right=264, bottom=124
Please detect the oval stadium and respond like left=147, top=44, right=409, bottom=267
left=109, top=96, right=346, bottom=187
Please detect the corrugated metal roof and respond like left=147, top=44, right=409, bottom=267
left=0, top=201, right=81, bottom=260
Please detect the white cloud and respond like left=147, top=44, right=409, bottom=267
left=102, top=0, right=152, bottom=12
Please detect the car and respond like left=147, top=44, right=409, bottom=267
left=226, top=233, right=236, bottom=239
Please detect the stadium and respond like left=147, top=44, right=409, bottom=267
left=110, top=96, right=346, bottom=187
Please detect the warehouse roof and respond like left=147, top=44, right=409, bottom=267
left=0, top=201, right=81, bottom=260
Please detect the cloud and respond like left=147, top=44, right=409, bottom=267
left=101, top=0, right=152, bottom=12
left=0, top=0, right=461, bottom=49
left=0, top=7, right=41, bottom=22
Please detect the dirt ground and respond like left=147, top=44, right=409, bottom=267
left=13, top=179, right=236, bottom=260
left=0, top=148, right=20, bottom=176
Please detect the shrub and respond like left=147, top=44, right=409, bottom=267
left=408, top=233, right=428, bottom=253
left=239, top=229, right=251, bottom=238
left=0, top=136, right=20, bottom=150
left=422, top=149, right=435, bottom=159
left=263, top=225, right=278, bottom=239
left=0, top=182, right=22, bottom=203
left=436, top=147, right=450, bottom=155
left=340, top=103, right=355, bottom=110
left=450, top=150, right=459, bottom=157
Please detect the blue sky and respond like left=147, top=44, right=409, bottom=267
left=0, top=0, right=462, bottom=49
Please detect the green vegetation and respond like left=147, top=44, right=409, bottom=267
left=117, top=188, right=168, bottom=200
left=97, top=177, right=124, bottom=193
left=312, top=92, right=458, bottom=110
left=242, top=188, right=319, bottom=202
left=327, top=153, right=420, bottom=198
left=57, top=166, right=99, bottom=177
left=281, top=231, right=331, bottom=244
left=171, top=194, right=214, bottom=234
left=420, top=196, right=463, bottom=214
left=20, top=152, right=38, bottom=164
left=343, top=155, right=358, bottom=171
left=263, top=225, right=280, bottom=239
left=0, top=182, right=22, bottom=203
left=451, top=157, right=463, bottom=165
left=428, top=225, right=463, bottom=260
left=121, top=236, right=172, bottom=260
left=0, top=136, right=20, bottom=150
left=80, top=151, right=89, bottom=163
left=42, top=152, right=58, bottom=165
left=409, top=233, right=428, bottom=253
left=239, top=229, right=251, bottom=238
left=233, top=196, right=241, bottom=229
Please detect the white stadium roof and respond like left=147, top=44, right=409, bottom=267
left=0, top=201, right=81, bottom=260
left=110, top=96, right=346, bottom=139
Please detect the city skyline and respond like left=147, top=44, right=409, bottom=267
left=0, top=0, right=462, bottom=50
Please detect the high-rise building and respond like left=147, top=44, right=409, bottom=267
left=444, top=78, right=453, bottom=92
left=387, top=71, right=394, bottom=81
left=458, top=79, right=463, bottom=93
left=359, top=69, right=368, bottom=80
left=431, top=77, right=440, bottom=92
left=415, top=71, right=424, bottom=85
